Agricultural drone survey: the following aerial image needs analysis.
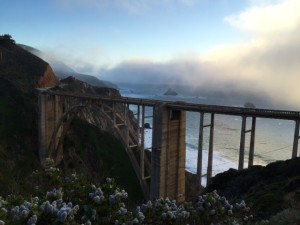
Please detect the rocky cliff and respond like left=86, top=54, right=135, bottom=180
left=0, top=37, right=58, bottom=92
left=205, top=157, right=300, bottom=220
left=37, top=65, right=59, bottom=88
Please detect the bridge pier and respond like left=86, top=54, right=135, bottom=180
left=239, top=116, right=247, bottom=170
left=239, top=116, right=256, bottom=170
left=196, top=113, right=215, bottom=189
left=248, top=117, right=256, bottom=167
left=207, top=113, right=215, bottom=185
left=151, top=103, right=186, bottom=203
left=38, top=93, right=47, bottom=163
left=196, top=113, right=204, bottom=194
left=38, top=92, right=64, bottom=165
left=292, top=120, right=300, bottom=158
left=140, top=105, right=145, bottom=179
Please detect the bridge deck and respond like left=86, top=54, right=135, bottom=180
left=48, top=91, right=300, bottom=120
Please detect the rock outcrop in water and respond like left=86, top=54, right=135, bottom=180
left=164, top=88, right=178, bottom=96
left=244, top=101, right=256, bottom=108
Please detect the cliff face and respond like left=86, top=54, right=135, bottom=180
left=59, top=76, right=121, bottom=97
left=0, top=41, right=58, bottom=92
left=37, top=65, right=59, bottom=88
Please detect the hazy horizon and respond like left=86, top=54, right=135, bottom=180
left=4, top=0, right=300, bottom=109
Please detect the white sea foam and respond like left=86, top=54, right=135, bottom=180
left=142, top=128, right=237, bottom=186
left=143, top=128, right=153, bottom=149
left=186, top=145, right=237, bottom=186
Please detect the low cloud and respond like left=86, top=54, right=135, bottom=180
left=225, top=0, right=300, bottom=37
left=205, top=0, right=300, bottom=107
left=48, top=0, right=300, bottom=108
left=98, top=0, right=300, bottom=108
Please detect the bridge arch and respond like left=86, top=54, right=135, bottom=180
left=38, top=92, right=151, bottom=197
left=46, top=102, right=134, bottom=167
left=38, top=91, right=188, bottom=201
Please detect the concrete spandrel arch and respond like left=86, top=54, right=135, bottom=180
left=46, top=102, right=130, bottom=166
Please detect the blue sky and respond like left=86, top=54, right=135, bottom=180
left=2, top=0, right=248, bottom=64
left=1, top=0, right=300, bottom=107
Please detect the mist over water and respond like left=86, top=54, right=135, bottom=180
left=119, top=82, right=296, bottom=179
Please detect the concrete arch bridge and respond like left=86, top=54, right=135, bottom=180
left=38, top=90, right=300, bottom=202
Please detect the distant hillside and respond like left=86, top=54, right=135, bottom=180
left=19, top=44, right=117, bottom=89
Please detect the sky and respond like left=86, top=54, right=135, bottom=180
left=1, top=0, right=300, bottom=107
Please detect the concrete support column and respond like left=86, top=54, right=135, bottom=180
left=38, top=92, right=67, bottom=166
left=239, top=116, right=247, bottom=170
left=248, top=117, right=256, bottom=167
left=141, top=106, right=145, bottom=179
left=207, top=113, right=215, bottom=185
left=196, top=112, right=204, bottom=194
left=292, top=120, right=300, bottom=158
left=124, top=104, right=129, bottom=148
left=38, top=92, right=47, bottom=163
left=151, top=104, right=186, bottom=203
left=53, top=95, right=63, bottom=164
left=112, top=102, right=116, bottom=126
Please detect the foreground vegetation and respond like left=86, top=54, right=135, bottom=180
left=1, top=162, right=300, bottom=225
left=0, top=164, right=253, bottom=225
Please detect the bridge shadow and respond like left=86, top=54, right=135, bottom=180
left=62, top=117, right=145, bottom=200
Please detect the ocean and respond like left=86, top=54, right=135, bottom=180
left=117, top=83, right=296, bottom=185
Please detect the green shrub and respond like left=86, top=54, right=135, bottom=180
left=0, top=167, right=253, bottom=225
left=269, top=208, right=300, bottom=225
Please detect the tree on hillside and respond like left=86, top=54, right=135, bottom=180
left=0, top=34, right=16, bottom=45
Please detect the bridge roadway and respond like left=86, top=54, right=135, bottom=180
left=51, top=91, right=300, bottom=120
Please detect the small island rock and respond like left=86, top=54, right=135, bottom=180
left=244, top=102, right=256, bottom=108
left=164, top=88, right=178, bottom=96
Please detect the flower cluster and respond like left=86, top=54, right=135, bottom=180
left=46, top=188, right=63, bottom=200
left=40, top=200, right=79, bottom=222
left=109, top=189, right=128, bottom=205
left=0, top=168, right=253, bottom=225
left=191, top=190, right=252, bottom=224
left=11, top=201, right=32, bottom=222
left=131, top=197, right=191, bottom=224
left=89, top=185, right=105, bottom=204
